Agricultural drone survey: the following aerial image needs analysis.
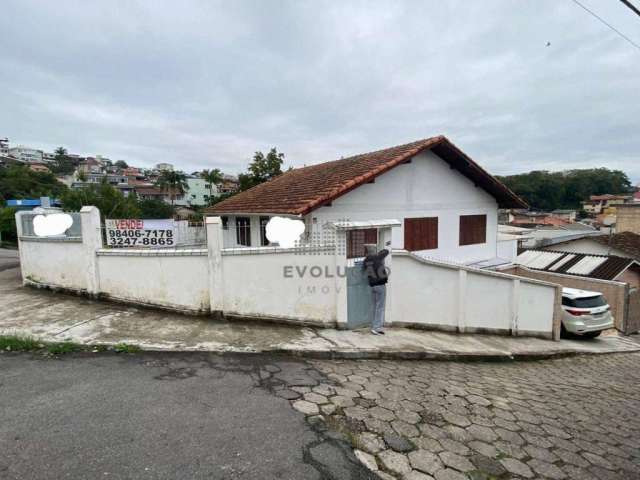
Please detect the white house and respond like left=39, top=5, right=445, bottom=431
left=206, top=136, right=526, bottom=266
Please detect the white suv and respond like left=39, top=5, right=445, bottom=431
left=561, top=288, right=614, bottom=338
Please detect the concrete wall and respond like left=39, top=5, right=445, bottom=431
left=220, top=245, right=340, bottom=326
left=309, top=150, right=499, bottom=264
left=391, top=252, right=561, bottom=338
left=97, top=250, right=210, bottom=312
left=19, top=238, right=88, bottom=291
left=505, top=266, right=628, bottom=332
left=16, top=208, right=560, bottom=338
left=616, top=205, right=640, bottom=235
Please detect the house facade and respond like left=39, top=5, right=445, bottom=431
left=206, top=136, right=526, bottom=266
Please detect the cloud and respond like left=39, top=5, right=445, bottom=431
left=0, top=0, right=638, bottom=182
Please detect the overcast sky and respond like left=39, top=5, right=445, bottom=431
left=1, top=1, right=639, bottom=182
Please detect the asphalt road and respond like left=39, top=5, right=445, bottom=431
left=0, top=352, right=374, bottom=480
left=0, top=248, right=19, bottom=272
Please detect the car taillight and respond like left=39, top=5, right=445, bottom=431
left=566, top=309, right=587, bottom=316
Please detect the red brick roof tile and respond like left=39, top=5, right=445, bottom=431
left=207, top=135, right=526, bottom=216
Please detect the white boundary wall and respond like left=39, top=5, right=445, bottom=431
left=97, top=250, right=210, bottom=312
left=15, top=208, right=561, bottom=338
left=391, top=252, right=561, bottom=338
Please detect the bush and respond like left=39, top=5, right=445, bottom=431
left=0, top=207, right=17, bottom=244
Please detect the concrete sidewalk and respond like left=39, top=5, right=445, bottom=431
left=2, top=266, right=639, bottom=360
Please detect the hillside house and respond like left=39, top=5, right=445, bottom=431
left=206, top=136, right=526, bottom=266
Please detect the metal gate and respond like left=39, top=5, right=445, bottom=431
left=346, top=262, right=373, bottom=329
left=624, top=288, right=640, bottom=335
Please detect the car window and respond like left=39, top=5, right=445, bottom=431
left=562, top=295, right=607, bottom=308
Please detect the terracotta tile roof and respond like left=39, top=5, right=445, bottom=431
left=207, top=135, right=526, bottom=216
left=592, top=232, right=640, bottom=260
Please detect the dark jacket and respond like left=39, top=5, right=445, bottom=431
left=363, top=249, right=390, bottom=287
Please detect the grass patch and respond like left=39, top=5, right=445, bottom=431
left=47, top=341, right=83, bottom=355
left=0, top=335, right=41, bottom=351
left=113, top=343, right=142, bottom=354
left=0, top=336, right=141, bottom=355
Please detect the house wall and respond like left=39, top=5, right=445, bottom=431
left=309, top=150, right=499, bottom=263
left=391, top=252, right=560, bottom=338
left=505, top=266, right=628, bottom=332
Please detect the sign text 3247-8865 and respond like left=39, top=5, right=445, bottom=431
left=105, top=219, right=175, bottom=247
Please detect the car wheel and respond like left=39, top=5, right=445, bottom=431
left=581, top=331, right=602, bottom=339
left=560, top=323, right=571, bottom=339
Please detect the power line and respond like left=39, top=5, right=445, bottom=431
left=619, top=0, right=640, bottom=18
left=570, top=0, right=640, bottom=51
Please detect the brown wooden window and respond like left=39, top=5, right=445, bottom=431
left=236, top=217, right=251, bottom=246
left=404, top=217, right=438, bottom=251
left=347, top=228, right=377, bottom=259
left=259, top=216, right=270, bottom=246
left=459, top=214, right=487, bottom=246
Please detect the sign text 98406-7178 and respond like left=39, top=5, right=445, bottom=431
left=105, top=219, right=175, bottom=247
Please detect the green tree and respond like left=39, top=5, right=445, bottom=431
left=0, top=164, right=68, bottom=203
left=138, top=198, right=174, bottom=219
left=61, top=183, right=140, bottom=220
left=155, top=170, right=189, bottom=207
left=114, top=160, right=128, bottom=169
left=200, top=168, right=224, bottom=205
left=0, top=207, right=18, bottom=245
left=50, top=147, right=76, bottom=176
left=238, top=148, right=285, bottom=191
left=497, top=168, right=632, bottom=211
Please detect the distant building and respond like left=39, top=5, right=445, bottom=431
left=0, top=138, right=9, bottom=156
left=79, top=158, right=103, bottom=174
left=551, top=209, right=578, bottom=222
left=42, top=152, right=56, bottom=163
left=539, top=231, right=640, bottom=261
left=219, top=174, right=239, bottom=194
left=176, top=177, right=218, bottom=207
left=8, top=146, right=43, bottom=164
left=616, top=204, right=640, bottom=235
left=28, top=163, right=50, bottom=173
left=507, top=210, right=570, bottom=227
left=122, top=167, right=142, bottom=178
left=582, top=194, right=631, bottom=215
left=155, top=163, right=173, bottom=171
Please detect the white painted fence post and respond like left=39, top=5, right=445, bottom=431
left=335, top=229, right=348, bottom=329
left=511, top=278, right=520, bottom=336
left=80, top=206, right=102, bottom=295
left=206, top=216, right=225, bottom=316
left=457, top=269, right=467, bottom=333
left=14, top=210, right=28, bottom=285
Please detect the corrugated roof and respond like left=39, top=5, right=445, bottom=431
left=206, top=136, right=527, bottom=216
left=515, top=248, right=639, bottom=281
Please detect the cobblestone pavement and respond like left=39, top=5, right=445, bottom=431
left=284, top=353, right=640, bottom=480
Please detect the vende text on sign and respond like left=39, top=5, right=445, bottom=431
left=105, top=219, right=175, bottom=247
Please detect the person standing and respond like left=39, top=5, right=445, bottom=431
left=363, top=244, right=390, bottom=335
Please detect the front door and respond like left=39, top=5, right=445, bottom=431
left=346, top=261, right=373, bottom=329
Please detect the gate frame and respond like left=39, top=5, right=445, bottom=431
left=333, top=219, right=400, bottom=330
